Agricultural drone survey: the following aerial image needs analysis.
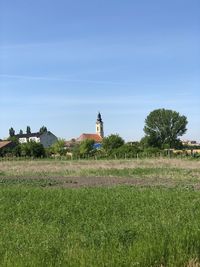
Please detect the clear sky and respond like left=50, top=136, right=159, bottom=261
left=0, top=0, right=200, bottom=141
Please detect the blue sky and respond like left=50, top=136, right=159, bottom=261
left=0, top=0, right=200, bottom=141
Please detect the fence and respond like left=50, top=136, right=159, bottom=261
left=0, top=150, right=199, bottom=162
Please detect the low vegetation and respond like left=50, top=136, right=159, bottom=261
left=1, top=158, right=200, bottom=181
left=1, top=186, right=200, bottom=266
left=1, top=157, right=200, bottom=266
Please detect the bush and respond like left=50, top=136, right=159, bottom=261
left=21, top=142, right=46, bottom=158
left=50, top=139, right=66, bottom=156
left=102, top=134, right=125, bottom=154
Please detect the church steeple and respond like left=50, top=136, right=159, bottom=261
left=97, top=112, right=102, bottom=123
left=96, top=112, right=104, bottom=138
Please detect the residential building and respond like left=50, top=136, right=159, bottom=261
left=182, top=140, right=200, bottom=147
left=0, top=141, right=15, bottom=150
left=15, top=131, right=58, bottom=148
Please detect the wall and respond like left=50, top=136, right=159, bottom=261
left=40, top=132, right=58, bottom=148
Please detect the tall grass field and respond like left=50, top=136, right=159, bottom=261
left=0, top=158, right=200, bottom=266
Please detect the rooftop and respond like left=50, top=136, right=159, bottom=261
left=15, top=132, right=41, bottom=138
left=0, top=141, right=12, bottom=149
left=77, top=133, right=103, bottom=143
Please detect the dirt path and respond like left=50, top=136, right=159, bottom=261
left=59, top=176, right=200, bottom=189
left=2, top=175, right=200, bottom=189
left=54, top=176, right=174, bottom=188
left=24, top=176, right=198, bottom=189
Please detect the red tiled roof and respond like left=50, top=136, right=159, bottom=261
left=77, top=134, right=103, bottom=143
left=0, top=141, right=12, bottom=149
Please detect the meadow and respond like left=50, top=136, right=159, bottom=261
left=0, top=158, right=200, bottom=266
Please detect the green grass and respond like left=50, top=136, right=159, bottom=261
left=79, top=167, right=200, bottom=179
left=1, top=158, right=199, bottom=183
left=1, top=186, right=200, bottom=266
left=1, top=166, right=199, bottom=190
left=1, top=165, right=200, bottom=182
left=0, top=158, right=200, bottom=266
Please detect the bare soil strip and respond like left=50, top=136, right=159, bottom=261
left=2, top=175, right=200, bottom=189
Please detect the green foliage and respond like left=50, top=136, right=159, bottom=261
left=140, top=135, right=153, bottom=148
left=143, top=146, right=161, bottom=154
left=71, top=140, right=96, bottom=158
left=39, top=126, right=48, bottom=134
left=79, top=139, right=95, bottom=156
left=119, top=143, right=141, bottom=154
left=21, top=142, right=45, bottom=158
left=50, top=139, right=66, bottom=156
left=0, top=186, right=200, bottom=266
left=72, top=143, right=81, bottom=158
left=14, top=146, right=22, bottom=157
left=9, top=127, right=15, bottom=137
left=7, top=136, right=19, bottom=144
left=106, top=143, right=142, bottom=158
left=144, top=109, right=188, bottom=148
left=19, top=129, right=23, bottom=135
left=102, top=134, right=125, bottom=154
left=26, top=126, right=31, bottom=134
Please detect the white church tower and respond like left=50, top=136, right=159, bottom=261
left=96, top=112, right=104, bottom=138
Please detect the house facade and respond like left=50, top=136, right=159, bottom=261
left=15, top=131, right=58, bottom=148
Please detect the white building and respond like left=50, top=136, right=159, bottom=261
left=15, top=131, right=58, bottom=148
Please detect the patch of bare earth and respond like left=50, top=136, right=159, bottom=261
left=52, top=176, right=180, bottom=188
left=2, top=175, right=200, bottom=189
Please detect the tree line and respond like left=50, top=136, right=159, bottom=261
left=9, top=126, right=48, bottom=137
left=1, top=108, right=197, bottom=159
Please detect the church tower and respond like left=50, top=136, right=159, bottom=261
left=96, top=112, right=104, bottom=138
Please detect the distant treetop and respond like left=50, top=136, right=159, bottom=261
left=39, top=126, right=48, bottom=134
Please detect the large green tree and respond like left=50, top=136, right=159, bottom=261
left=144, top=109, right=188, bottom=148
